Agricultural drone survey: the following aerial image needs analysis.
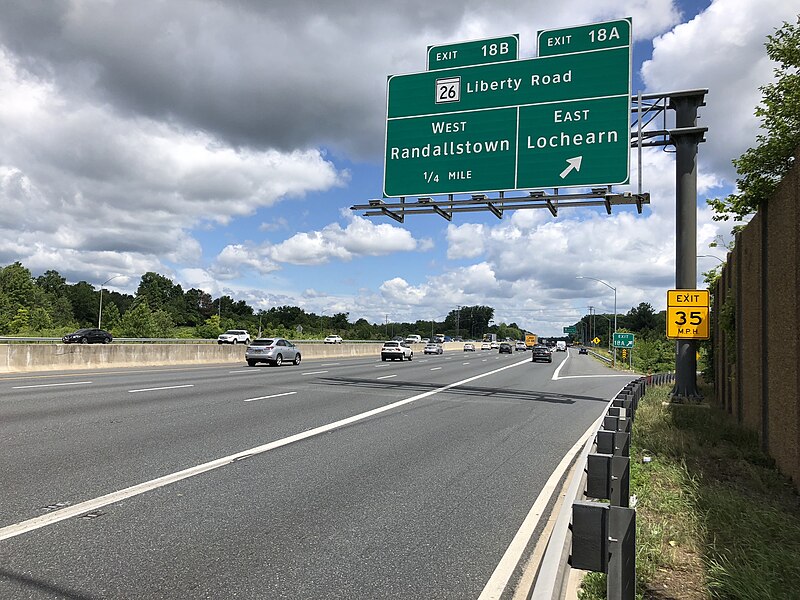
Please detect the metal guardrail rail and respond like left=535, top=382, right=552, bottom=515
left=530, top=373, right=676, bottom=600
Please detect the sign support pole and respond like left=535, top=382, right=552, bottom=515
left=669, top=92, right=707, bottom=402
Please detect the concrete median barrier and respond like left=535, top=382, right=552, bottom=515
left=0, top=342, right=386, bottom=373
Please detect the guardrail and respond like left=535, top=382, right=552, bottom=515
left=531, top=376, right=659, bottom=600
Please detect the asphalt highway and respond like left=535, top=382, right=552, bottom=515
left=0, top=348, right=636, bottom=599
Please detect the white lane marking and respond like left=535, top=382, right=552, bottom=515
left=482, top=359, right=488, bottom=362
left=244, top=391, right=297, bottom=403
left=550, top=351, right=571, bottom=380
left=478, top=413, right=599, bottom=600
left=128, top=385, right=194, bottom=393
left=12, top=381, right=92, bottom=390
left=376, top=375, right=397, bottom=380
left=229, top=370, right=257, bottom=374
left=301, top=371, right=328, bottom=375
left=556, top=374, right=634, bottom=379
left=0, top=357, right=529, bottom=542
left=463, top=362, right=471, bottom=365
left=430, top=367, right=442, bottom=371
left=319, top=363, right=341, bottom=367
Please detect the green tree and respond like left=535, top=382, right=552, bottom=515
left=100, top=302, right=121, bottom=332
left=634, top=338, right=675, bottom=374
left=152, top=309, right=175, bottom=337
left=8, top=307, right=30, bottom=333
left=708, top=17, right=800, bottom=220
left=196, top=315, right=223, bottom=339
left=0, top=262, right=36, bottom=308
left=29, top=307, right=53, bottom=332
left=0, top=263, right=37, bottom=334
left=66, top=281, right=99, bottom=326
left=118, top=302, right=158, bottom=337
left=184, top=288, right=215, bottom=325
left=35, top=270, right=68, bottom=296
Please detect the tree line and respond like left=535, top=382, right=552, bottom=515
left=0, top=261, right=674, bottom=370
left=0, top=262, right=525, bottom=341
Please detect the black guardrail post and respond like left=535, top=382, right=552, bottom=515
left=572, top=379, right=646, bottom=600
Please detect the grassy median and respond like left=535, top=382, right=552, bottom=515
left=579, top=384, right=800, bottom=599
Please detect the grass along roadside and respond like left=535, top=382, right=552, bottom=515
left=579, top=383, right=800, bottom=599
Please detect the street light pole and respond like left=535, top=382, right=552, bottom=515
left=98, top=275, right=123, bottom=330
left=577, top=276, right=617, bottom=367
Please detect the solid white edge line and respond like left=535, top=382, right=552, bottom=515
left=477, top=409, right=601, bottom=600
left=128, top=384, right=194, bottom=393
left=550, top=350, right=570, bottom=380
left=376, top=375, right=397, bottom=380
left=0, top=357, right=530, bottom=542
left=12, top=381, right=92, bottom=389
left=301, top=371, right=328, bottom=375
left=244, top=391, right=297, bottom=402
left=557, top=374, right=635, bottom=379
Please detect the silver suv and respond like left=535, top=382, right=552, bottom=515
left=246, top=338, right=301, bottom=367
left=218, top=330, right=250, bottom=344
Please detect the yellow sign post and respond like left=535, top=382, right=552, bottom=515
left=666, top=289, right=710, bottom=339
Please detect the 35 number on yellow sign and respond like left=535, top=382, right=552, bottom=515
left=666, top=307, right=710, bottom=339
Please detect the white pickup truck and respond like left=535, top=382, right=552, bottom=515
left=218, top=330, right=250, bottom=345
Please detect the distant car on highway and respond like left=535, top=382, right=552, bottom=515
left=323, top=335, right=343, bottom=344
left=245, top=338, right=301, bottom=366
left=218, top=330, right=250, bottom=345
left=62, top=328, right=113, bottom=344
left=481, top=342, right=491, bottom=350
left=531, top=345, right=553, bottom=363
left=498, top=342, right=513, bottom=354
left=515, top=341, right=527, bottom=351
left=579, top=347, right=589, bottom=355
left=490, top=341, right=500, bottom=349
left=381, top=341, right=413, bottom=361
left=424, top=343, right=443, bottom=355
left=463, top=343, right=475, bottom=352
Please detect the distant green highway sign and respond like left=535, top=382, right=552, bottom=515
left=613, top=332, right=635, bottom=348
left=563, top=326, right=577, bottom=333
left=427, top=35, right=519, bottom=70
left=384, top=21, right=631, bottom=197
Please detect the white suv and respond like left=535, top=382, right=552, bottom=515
left=324, top=335, right=343, bottom=344
left=217, top=330, right=250, bottom=345
left=380, top=341, right=413, bottom=361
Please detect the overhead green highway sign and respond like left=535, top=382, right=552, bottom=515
left=384, top=22, right=631, bottom=197
left=427, top=35, right=519, bottom=70
left=537, top=18, right=631, bottom=57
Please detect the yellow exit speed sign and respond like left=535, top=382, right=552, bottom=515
left=666, top=289, right=710, bottom=340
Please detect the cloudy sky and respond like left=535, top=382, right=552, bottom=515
left=1, top=0, right=797, bottom=335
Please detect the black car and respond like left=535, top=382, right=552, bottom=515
left=531, top=345, right=552, bottom=363
left=579, top=347, right=589, bottom=355
left=62, top=328, right=113, bottom=344
left=498, top=342, right=513, bottom=354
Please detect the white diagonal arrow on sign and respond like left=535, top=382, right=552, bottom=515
left=559, top=156, right=583, bottom=179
